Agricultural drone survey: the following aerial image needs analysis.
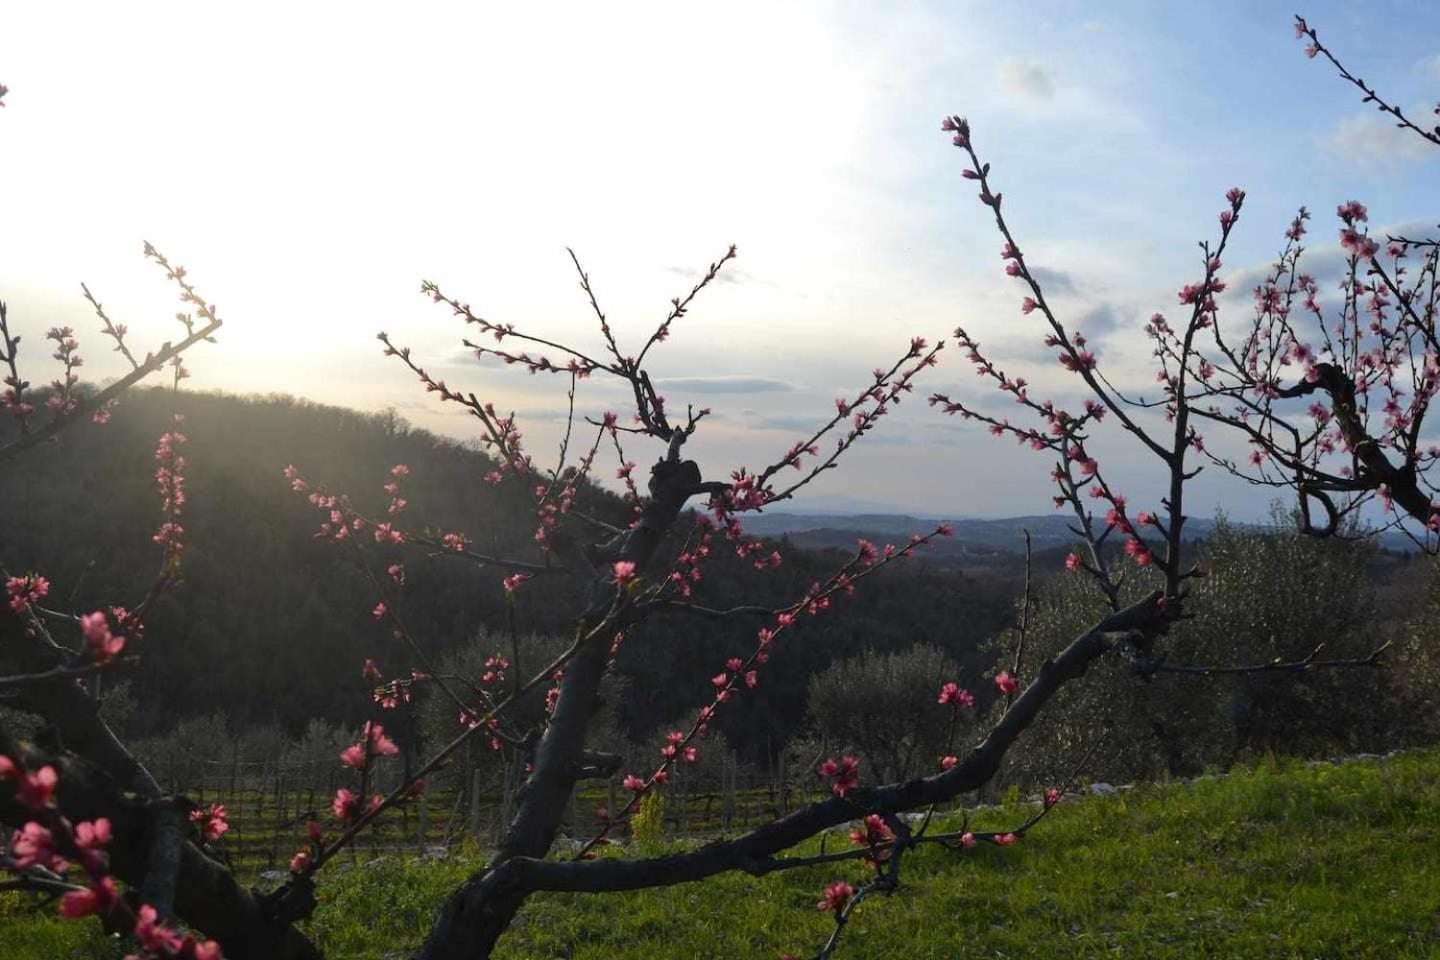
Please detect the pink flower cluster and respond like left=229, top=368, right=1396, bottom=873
left=819, top=756, right=860, bottom=798
left=5, top=572, right=49, bottom=613
left=152, top=420, right=189, bottom=559
left=937, top=682, right=974, bottom=709
left=339, top=722, right=400, bottom=769
left=1, top=756, right=222, bottom=958
left=189, top=804, right=229, bottom=843
left=816, top=880, right=854, bottom=912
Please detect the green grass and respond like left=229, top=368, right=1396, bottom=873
left=8, top=749, right=1440, bottom=958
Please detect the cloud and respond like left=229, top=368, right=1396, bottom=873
left=1417, top=53, right=1440, bottom=81
left=1323, top=111, right=1436, bottom=168
left=664, top=264, right=750, bottom=285
left=1076, top=303, right=1123, bottom=338
left=1383, top=217, right=1440, bottom=244
left=742, top=412, right=831, bottom=433
left=1027, top=265, right=1078, bottom=296
left=999, top=59, right=1057, bottom=100
left=659, top=375, right=795, bottom=394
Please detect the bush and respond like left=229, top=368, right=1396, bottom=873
left=996, top=514, right=1396, bottom=789
left=806, top=643, right=967, bottom=783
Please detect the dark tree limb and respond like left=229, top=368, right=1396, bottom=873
left=0, top=311, right=222, bottom=462
left=471, top=594, right=1169, bottom=898
left=0, top=737, right=322, bottom=960
left=1278, top=363, right=1434, bottom=526
left=415, top=453, right=717, bottom=960
left=1129, top=639, right=1391, bottom=677
left=138, top=797, right=189, bottom=918
left=3, top=613, right=162, bottom=799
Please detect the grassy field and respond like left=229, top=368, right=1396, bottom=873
left=8, top=749, right=1440, bottom=958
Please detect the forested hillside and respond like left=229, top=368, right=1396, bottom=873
left=0, top=388, right=1019, bottom=750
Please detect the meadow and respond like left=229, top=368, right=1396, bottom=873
left=8, top=748, right=1439, bottom=959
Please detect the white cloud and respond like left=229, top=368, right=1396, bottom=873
left=1323, top=110, right=1436, bottom=168
left=658, top=376, right=795, bottom=394
left=999, top=59, right=1058, bottom=100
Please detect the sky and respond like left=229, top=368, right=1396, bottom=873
left=2, top=1, right=1437, bottom=518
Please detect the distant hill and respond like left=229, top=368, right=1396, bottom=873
left=741, top=512, right=1217, bottom=567
left=0, top=389, right=1020, bottom=748
left=741, top=511, right=1420, bottom=559
left=2, top=388, right=599, bottom=733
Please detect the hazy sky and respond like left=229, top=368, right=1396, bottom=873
left=2, top=1, right=1437, bottom=518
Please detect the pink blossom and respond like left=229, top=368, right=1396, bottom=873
left=6, top=573, right=50, bottom=613
left=73, top=817, right=111, bottom=852
left=133, top=903, right=184, bottom=954
left=816, top=881, right=854, bottom=912
left=612, top=560, right=637, bottom=587
left=333, top=788, right=358, bottom=820
left=1124, top=538, right=1153, bottom=566
left=365, top=722, right=400, bottom=758
left=59, top=876, right=117, bottom=918
left=994, top=832, right=1018, bottom=846
left=937, top=682, right=974, bottom=709
left=10, top=821, right=57, bottom=869
left=818, top=755, right=860, bottom=797
left=15, top=765, right=57, bottom=808
left=849, top=813, right=894, bottom=852
left=189, top=803, right=229, bottom=842
left=79, top=610, right=125, bottom=664
left=994, top=672, right=1019, bottom=696
left=1336, top=200, right=1368, bottom=224
left=362, top=658, right=383, bottom=684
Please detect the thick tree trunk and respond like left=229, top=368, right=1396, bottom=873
left=415, top=453, right=707, bottom=960
left=416, top=636, right=610, bottom=959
